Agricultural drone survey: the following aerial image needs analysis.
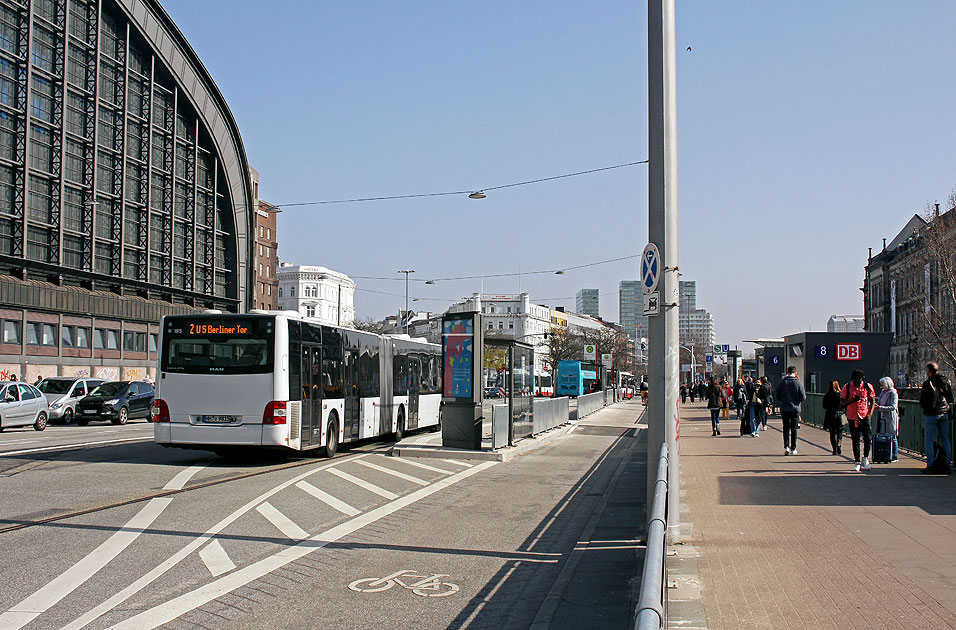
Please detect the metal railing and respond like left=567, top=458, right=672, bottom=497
left=635, top=443, right=669, bottom=630
left=803, top=392, right=954, bottom=463
left=577, top=391, right=606, bottom=418
left=532, top=396, right=571, bottom=435
left=491, top=404, right=509, bottom=449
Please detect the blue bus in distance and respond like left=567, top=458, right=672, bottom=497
left=555, top=360, right=600, bottom=397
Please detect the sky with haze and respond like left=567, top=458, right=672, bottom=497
left=161, top=0, right=956, bottom=351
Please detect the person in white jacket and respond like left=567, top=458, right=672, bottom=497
left=876, top=377, right=899, bottom=462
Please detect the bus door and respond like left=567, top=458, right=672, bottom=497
left=408, top=356, right=421, bottom=429
left=344, top=347, right=360, bottom=441
left=299, top=345, right=322, bottom=448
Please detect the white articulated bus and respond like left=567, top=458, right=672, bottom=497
left=152, top=312, right=442, bottom=455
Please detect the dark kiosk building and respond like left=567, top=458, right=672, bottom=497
left=0, top=0, right=253, bottom=382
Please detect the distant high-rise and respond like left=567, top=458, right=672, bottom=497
left=678, top=279, right=715, bottom=348
left=619, top=281, right=648, bottom=342
left=576, top=288, right=599, bottom=318
left=679, top=281, right=697, bottom=311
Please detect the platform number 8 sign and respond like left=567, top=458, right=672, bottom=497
left=815, top=345, right=828, bottom=359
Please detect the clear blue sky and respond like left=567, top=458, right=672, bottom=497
left=162, top=0, right=956, bottom=349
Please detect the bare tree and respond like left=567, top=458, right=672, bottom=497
left=915, top=198, right=956, bottom=376
left=352, top=317, right=391, bottom=334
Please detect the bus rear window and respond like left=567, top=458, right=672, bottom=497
left=161, top=318, right=274, bottom=374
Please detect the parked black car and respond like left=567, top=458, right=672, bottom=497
left=76, top=381, right=155, bottom=425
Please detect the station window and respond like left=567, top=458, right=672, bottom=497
left=148, top=333, right=158, bottom=353
left=61, top=325, right=91, bottom=348
left=123, top=331, right=146, bottom=352
left=93, top=328, right=120, bottom=350
left=0, top=318, right=20, bottom=344
left=26, top=322, right=57, bottom=346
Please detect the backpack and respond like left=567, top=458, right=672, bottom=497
left=929, top=377, right=951, bottom=415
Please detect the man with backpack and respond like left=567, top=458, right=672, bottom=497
left=841, top=370, right=876, bottom=471
left=775, top=367, right=806, bottom=455
left=919, top=362, right=953, bottom=475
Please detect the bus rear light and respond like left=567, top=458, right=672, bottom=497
left=263, top=401, right=288, bottom=425
left=151, top=399, right=170, bottom=423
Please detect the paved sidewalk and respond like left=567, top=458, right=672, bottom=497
left=678, top=403, right=956, bottom=630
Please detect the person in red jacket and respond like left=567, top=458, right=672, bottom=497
left=841, top=370, right=876, bottom=471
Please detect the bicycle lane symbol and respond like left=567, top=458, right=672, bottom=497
left=348, top=570, right=460, bottom=597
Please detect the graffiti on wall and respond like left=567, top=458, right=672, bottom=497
left=94, top=366, right=120, bottom=380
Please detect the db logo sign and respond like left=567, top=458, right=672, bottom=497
left=835, top=343, right=861, bottom=361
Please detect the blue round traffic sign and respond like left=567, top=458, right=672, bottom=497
left=641, top=243, right=660, bottom=294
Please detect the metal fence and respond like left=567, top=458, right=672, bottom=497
left=635, top=443, right=669, bottom=630
left=532, top=396, right=571, bottom=435
left=577, top=391, right=606, bottom=418
left=803, top=392, right=954, bottom=464
left=491, top=404, right=509, bottom=449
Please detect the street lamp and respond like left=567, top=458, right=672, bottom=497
left=397, top=269, right=416, bottom=334
left=679, top=343, right=696, bottom=384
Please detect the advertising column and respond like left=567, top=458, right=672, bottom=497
left=441, top=312, right=483, bottom=449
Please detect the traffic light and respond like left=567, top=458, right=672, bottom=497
left=641, top=340, right=647, bottom=352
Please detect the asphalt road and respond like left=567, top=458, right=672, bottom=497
left=0, top=399, right=641, bottom=630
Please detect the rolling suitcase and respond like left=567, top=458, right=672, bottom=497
left=871, top=418, right=892, bottom=464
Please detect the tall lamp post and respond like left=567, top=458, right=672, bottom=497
left=397, top=269, right=416, bottom=334
left=679, top=343, right=696, bottom=384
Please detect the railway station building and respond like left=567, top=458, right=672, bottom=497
left=0, top=0, right=254, bottom=382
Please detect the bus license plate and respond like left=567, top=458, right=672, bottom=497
left=200, top=415, right=237, bottom=424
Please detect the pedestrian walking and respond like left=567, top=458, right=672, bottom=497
left=775, top=366, right=806, bottom=455
left=688, top=382, right=696, bottom=403
left=33, top=374, right=42, bottom=386
left=876, top=377, right=899, bottom=463
left=706, top=377, right=725, bottom=436
left=733, top=378, right=746, bottom=419
left=721, top=379, right=732, bottom=420
left=841, top=369, right=875, bottom=471
left=680, top=384, right=687, bottom=404
left=750, top=377, right=771, bottom=437
left=919, top=362, right=953, bottom=475
left=821, top=379, right=844, bottom=455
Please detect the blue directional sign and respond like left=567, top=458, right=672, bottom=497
left=641, top=243, right=660, bottom=294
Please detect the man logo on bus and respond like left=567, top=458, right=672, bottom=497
left=835, top=343, right=861, bottom=361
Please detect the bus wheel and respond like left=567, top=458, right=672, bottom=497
left=322, top=417, right=338, bottom=458
left=393, top=409, right=405, bottom=442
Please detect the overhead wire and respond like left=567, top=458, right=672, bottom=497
left=274, top=160, right=648, bottom=208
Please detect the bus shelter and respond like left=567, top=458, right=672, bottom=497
left=484, top=338, right=535, bottom=446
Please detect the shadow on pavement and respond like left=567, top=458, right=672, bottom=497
left=446, top=422, right=648, bottom=630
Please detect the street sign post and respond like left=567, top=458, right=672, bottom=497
left=584, top=344, right=597, bottom=361
left=641, top=243, right=661, bottom=294
left=642, top=291, right=660, bottom=316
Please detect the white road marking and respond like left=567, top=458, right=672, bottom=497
left=295, top=480, right=360, bottom=517
left=256, top=502, right=309, bottom=540
left=328, top=467, right=398, bottom=499
left=0, top=497, right=171, bottom=630
left=198, top=540, right=235, bottom=577
left=61, top=454, right=370, bottom=630
left=162, top=465, right=206, bottom=491
left=111, top=461, right=497, bottom=629
left=355, top=459, right=428, bottom=486
left=441, top=458, right=473, bottom=468
left=0, top=436, right=151, bottom=457
left=390, top=458, right=453, bottom=475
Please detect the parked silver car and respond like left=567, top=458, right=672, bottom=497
left=0, top=381, right=50, bottom=432
left=37, top=377, right=106, bottom=424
